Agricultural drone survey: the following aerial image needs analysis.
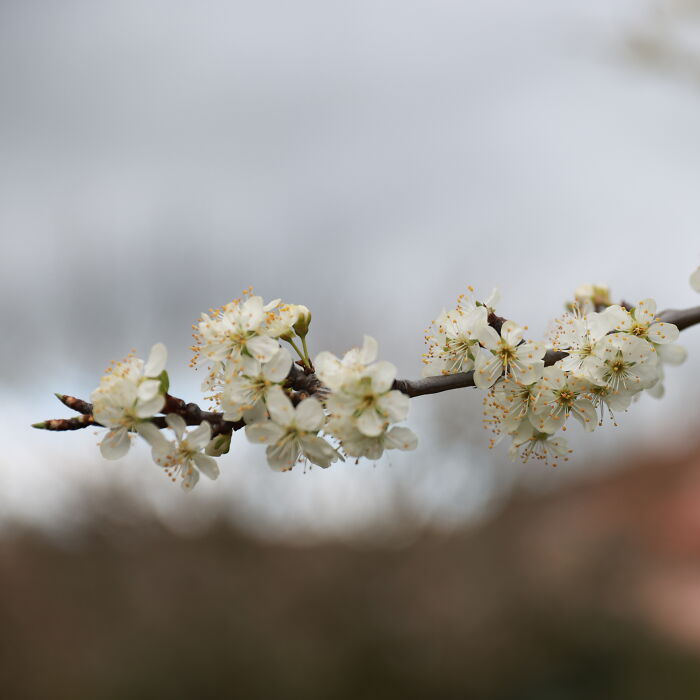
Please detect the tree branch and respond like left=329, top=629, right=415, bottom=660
left=658, top=305, right=700, bottom=331
left=33, top=304, right=700, bottom=432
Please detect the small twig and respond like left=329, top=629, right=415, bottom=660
left=54, top=393, right=92, bottom=415
left=658, top=305, right=700, bottom=332
left=33, top=415, right=96, bottom=431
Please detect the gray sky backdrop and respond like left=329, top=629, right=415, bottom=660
left=2, top=0, right=700, bottom=538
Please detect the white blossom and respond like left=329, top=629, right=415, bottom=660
left=91, top=343, right=168, bottom=460
left=573, top=283, right=611, bottom=309
left=263, top=303, right=304, bottom=339
left=549, top=307, right=620, bottom=378
left=609, top=299, right=679, bottom=345
left=645, top=342, right=688, bottom=399
left=588, top=333, right=659, bottom=391
left=245, top=386, right=338, bottom=470
left=482, top=377, right=539, bottom=445
left=588, top=382, right=633, bottom=425
left=220, top=347, right=292, bottom=421
left=531, top=366, right=597, bottom=433
left=317, top=335, right=415, bottom=457
left=327, top=418, right=417, bottom=460
left=326, top=363, right=409, bottom=437
left=474, top=321, right=545, bottom=389
left=315, top=335, right=379, bottom=392
left=508, top=421, right=571, bottom=467
left=140, top=415, right=219, bottom=491
left=422, top=305, right=488, bottom=376
left=193, top=293, right=281, bottom=388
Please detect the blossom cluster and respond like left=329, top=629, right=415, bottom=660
left=89, top=290, right=416, bottom=489
left=425, top=283, right=688, bottom=466
left=77, top=270, right=697, bottom=490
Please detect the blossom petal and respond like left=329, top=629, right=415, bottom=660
left=501, top=320, right=524, bottom=347
left=242, top=400, right=268, bottom=424
left=586, top=311, right=617, bottom=342
left=572, top=400, right=597, bottom=432
left=240, top=296, right=265, bottom=331
left=368, top=361, right=397, bottom=393
left=135, top=394, right=165, bottom=418
left=377, top=390, right=410, bottom=423
left=605, top=391, right=632, bottom=412
left=657, top=343, right=687, bottom=365
left=634, top=298, right=657, bottom=325
left=295, top=397, right=324, bottom=432
left=100, top=428, right=131, bottom=460
left=603, top=305, right=632, bottom=332
left=647, top=322, right=679, bottom=345
left=193, top=452, right=220, bottom=480
left=266, top=441, right=299, bottom=470
left=647, top=380, right=665, bottom=399
left=299, top=435, right=337, bottom=467
left=165, top=413, right=187, bottom=440
left=181, top=465, right=200, bottom=491
left=476, top=326, right=500, bottom=351
left=262, top=347, right=293, bottom=382
left=245, top=421, right=285, bottom=445
left=137, top=379, right=160, bottom=402
left=484, top=287, right=500, bottom=308
left=384, top=426, right=418, bottom=451
left=144, top=342, right=168, bottom=377
left=314, top=352, right=344, bottom=391
left=629, top=362, right=661, bottom=389
left=511, top=356, right=544, bottom=386
left=240, top=354, right=261, bottom=377
left=136, top=422, right=168, bottom=449
left=187, top=421, right=212, bottom=450
left=246, top=335, right=280, bottom=363
left=359, top=335, right=378, bottom=365
left=263, top=297, right=281, bottom=312
left=357, top=409, right=386, bottom=437
left=473, top=350, right=502, bottom=389
left=265, top=386, right=295, bottom=426
left=691, top=267, right=700, bottom=293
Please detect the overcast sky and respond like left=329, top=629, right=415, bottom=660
left=2, top=0, right=700, bottom=537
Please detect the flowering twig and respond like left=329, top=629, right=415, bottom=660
left=30, top=279, right=700, bottom=485
left=34, top=394, right=244, bottom=437
left=395, top=305, right=700, bottom=398
left=33, top=304, right=700, bottom=429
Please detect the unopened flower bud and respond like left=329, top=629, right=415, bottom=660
left=205, top=433, right=231, bottom=456
left=574, top=283, right=611, bottom=307
left=292, top=305, right=312, bottom=337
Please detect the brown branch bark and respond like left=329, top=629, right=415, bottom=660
left=658, top=305, right=700, bottom=331
left=33, top=304, right=700, bottom=431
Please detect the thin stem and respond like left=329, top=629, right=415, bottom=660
left=301, top=336, right=312, bottom=369
left=285, top=337, right=309, bottom=367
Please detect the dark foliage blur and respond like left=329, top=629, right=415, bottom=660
left=4, top=438, right=700, bottom=699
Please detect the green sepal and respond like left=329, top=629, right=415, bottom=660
left=205, top=433, right=231, bottom=456
left=158, top=370, right=170, bottom=395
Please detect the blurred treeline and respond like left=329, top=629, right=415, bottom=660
left=4, top=438, right=700, bottom=699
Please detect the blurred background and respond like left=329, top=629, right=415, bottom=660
left=3, top=0, right=700, bottom=697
